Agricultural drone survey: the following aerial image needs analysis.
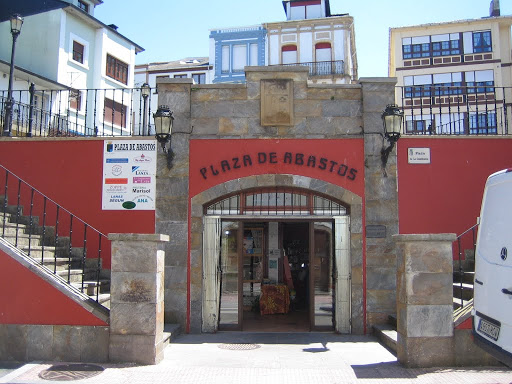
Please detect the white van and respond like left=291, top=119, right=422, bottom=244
left=473, top=168, right=512, bottom=367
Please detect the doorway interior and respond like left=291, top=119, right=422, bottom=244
left=218, top=220, right=335, bottom=332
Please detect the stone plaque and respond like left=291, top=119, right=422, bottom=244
left=366, top=225, right=387, bottom=238
left=261, top=79, right=293, bottom=126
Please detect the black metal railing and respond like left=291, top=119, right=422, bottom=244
left=453, top=223, right=478, bottom=309
left=0, top=85, right=153, bottom=138
left=397, top=85, right=512, bottom=136
left=279, top=60, right=345, bottom=77
left=0, top=164, right=109, bottom=306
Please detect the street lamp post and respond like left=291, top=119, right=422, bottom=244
left=3, top=14, right=24, bottom=137
left=141, top=83, right=150, bottom=136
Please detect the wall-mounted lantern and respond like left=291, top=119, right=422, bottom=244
left=154, top=105, right=174, bottom=169
left=381, top=104, right=404, bottom=169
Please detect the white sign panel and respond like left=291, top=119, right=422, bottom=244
left=408, top=147, right=431, bottom=164
left=102, top=140, right=157, bottom=210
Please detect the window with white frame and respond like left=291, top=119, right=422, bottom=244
left=192, top=73, right=206, bottom=84
left=472, top=31, right=492, bottom=53
left=315, top=42, right=332, bottom=62
left=69, top=34, right=89, bottom=67
left=250, top=44, right=258, bottom=66
left=69, top=89, right=82, bottom=111
left=402, top=36, right=430, bottom=59
left=405, top=115, right=434, bottom=134
left=469, top=112, right=497, bottom=134
left=432, top=72, right=462, bottom=96
left=289, top=0, right=322, bottom=20
left=282, top=45, right=297, bottom=64
left=220, top=43, right=260, bottom=74
left=232, top=45, right=247, bottom=72
left=221, top=46, right=230, bottom=73
left=431, top=33, right=461, bottom=56
left=403, top=74, right=432, bottom=98
left=465, top=70, right=494, bottom=93
left=78, top=0, right=89, bottom=13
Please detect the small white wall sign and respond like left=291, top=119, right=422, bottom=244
left=408, top=147, right=431, bottom=164
left=102, top=140, right=157, bottom=210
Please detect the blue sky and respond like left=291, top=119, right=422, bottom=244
left=95, top=0, right=512, bottom=77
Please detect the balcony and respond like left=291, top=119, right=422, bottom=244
left=277, top=60, right=345, bottom=77
left=397, top=85, right=512, bottom=136
left=0, top=86, right=153, bottom=138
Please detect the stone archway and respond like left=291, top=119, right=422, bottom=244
left=189, top=174, right=364, bottom=333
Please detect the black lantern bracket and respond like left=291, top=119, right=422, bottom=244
left=153, top=105, right=175, bottom=169
left=380, top=104, right=404, bottom=171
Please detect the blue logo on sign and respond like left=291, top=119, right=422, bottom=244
left=132, top=166, right=140, bottom=172
left=106, top=158, right=129, bottom=163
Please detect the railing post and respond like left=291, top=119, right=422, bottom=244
left=27, top=83, right=35, bottom=137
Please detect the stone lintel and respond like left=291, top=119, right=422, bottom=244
left=393, top=233, right=457, bottom=243
left=109, top=233, right=170, bottom=243
left=359, top=77, right=397, bottom=85
left=244, top=65, right=309, bottom=73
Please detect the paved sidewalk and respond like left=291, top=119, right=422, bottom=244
left=1, top=332, right=511, bottom=384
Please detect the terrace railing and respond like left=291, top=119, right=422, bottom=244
left=0, top=85, right=154, bottom=138
left=279, top=60, right=345, bottom=77
left=397, top=85, right=512, bottom=136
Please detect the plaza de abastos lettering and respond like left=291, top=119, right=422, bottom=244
left=199, top=151, right=358, bottom=181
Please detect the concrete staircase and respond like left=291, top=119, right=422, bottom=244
left=453, top=251, right=475, bottom=310
left=1, top=198, right=110, bottom=308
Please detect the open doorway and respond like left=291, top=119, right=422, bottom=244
left=218, top=220, right=335, bottom=332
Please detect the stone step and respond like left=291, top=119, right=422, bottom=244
left=372, top=324, right=397, bottom=355
left=163, top=324, right=181, bottom=348
left=72, top=280, right=111, bottom=296
left=453, top=297, right=473, bottom=310
left=453, top=271, right=475, bottom=285
left=453, top=282, right=474, bottom=301
left=56, top=269, right=84, bottom=283
left=2, top=233, right=43, bottom=247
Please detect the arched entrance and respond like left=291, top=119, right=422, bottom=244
left=194, top=176, right=362, bottom=333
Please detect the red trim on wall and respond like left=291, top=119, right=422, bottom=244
left=315, top=42, right=331, bottom=50
left=0, top=140, right=155, bottom=269
left=282, top=45, right=298, bottom=52
left=397, top=138, right=512, bottom=236
left=189, top=139, right=365, bottom=197
left=0, top=250, right=107, bottom=325
left=290, top=0, right=321, bottom=6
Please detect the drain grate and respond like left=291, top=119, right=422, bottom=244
left=39, top=364, right=104, bottom=381
left=218, top=343, right=261, bottom=351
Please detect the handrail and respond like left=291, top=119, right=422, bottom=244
left=454, top=223, right=479, bottom=309
left=0, top=163, right=109, bottom=306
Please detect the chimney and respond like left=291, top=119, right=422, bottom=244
left=489, top=0, right=500, bottom=17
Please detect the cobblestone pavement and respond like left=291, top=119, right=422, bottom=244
left=1, top=333, right=511, bottom=384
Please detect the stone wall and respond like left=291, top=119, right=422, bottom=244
left=0, top=324, right=109, bottom=362
left=361, top=78, right=400, bottom=328
left=155, top=67, right=398, bottom=333
left=395, top=234, right=456, bottom=368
